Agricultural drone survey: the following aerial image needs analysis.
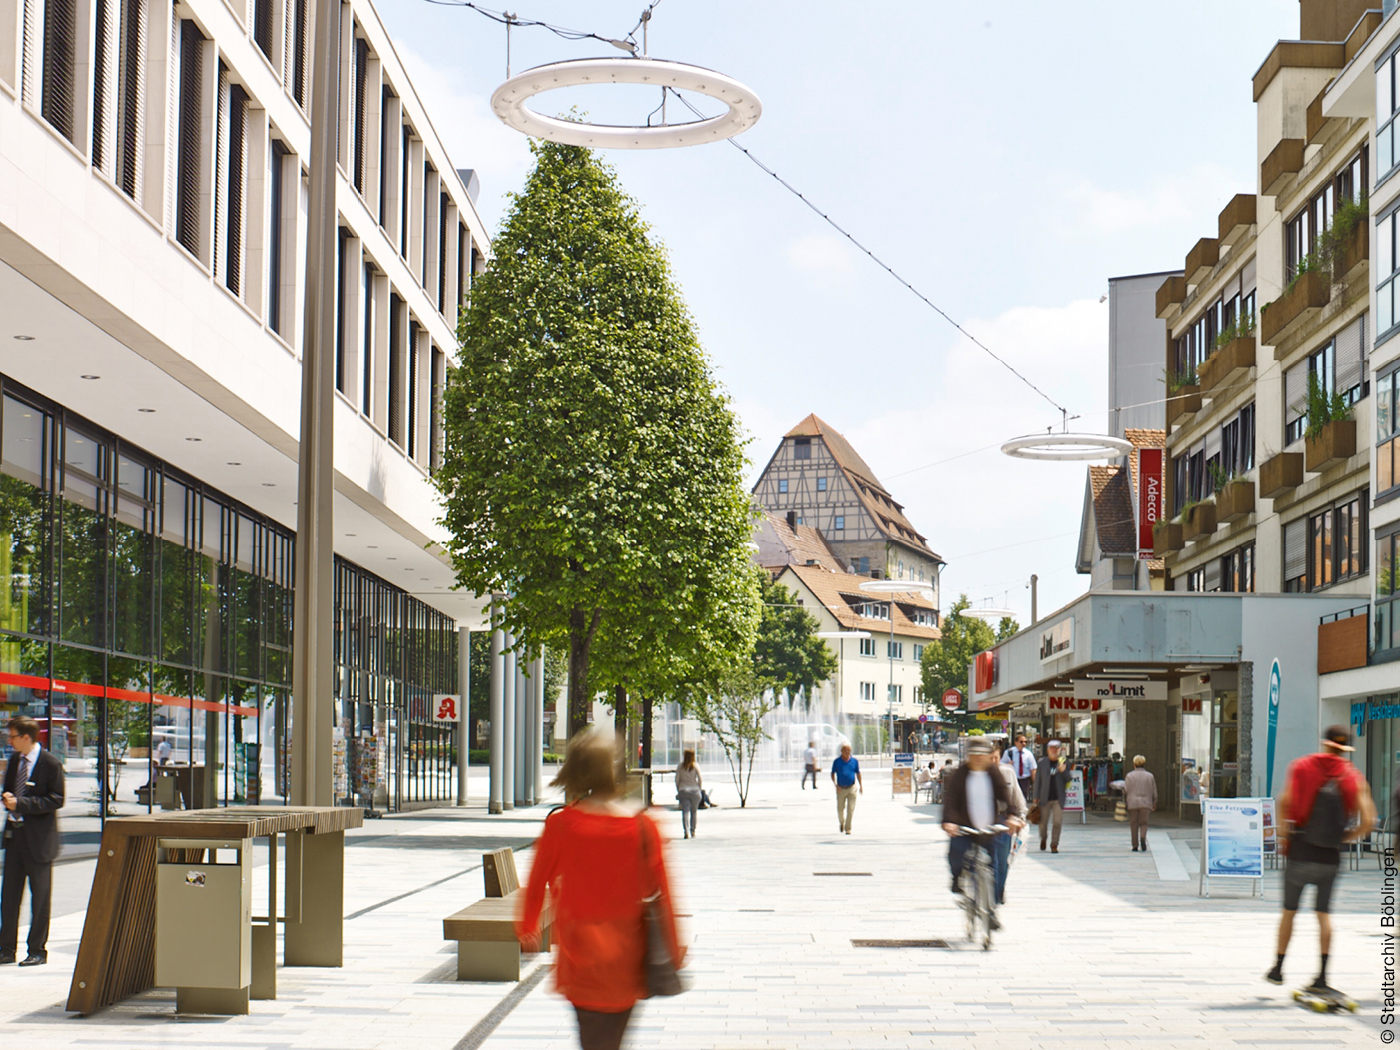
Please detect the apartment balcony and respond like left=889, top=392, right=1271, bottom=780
left=1156, top=274, right=1187, bottom=319
left=1261, top=138, right=1305, bottom=196
left=1167, top=384, right=1202, bottom=427
left=1259, top=452, right=1304, bottom=498
left=1318, top=606, right=1369, bottom=675
left=1181, top=502, right=1216, bottom=544
left=1216, top=478, right=1255, bottom=523
left=1307, top=85, right=1341, bottom=144
left=1304, top=418, right=1357, bottom=473
left=1153, top=520, right=1183, bottom=557
left=1198, top=334, right=1255, bottom=395
left=1218, top=194, right=1256, bottom=247
left=1336, top=219, right=1368, bottom=282
left=1185, top=237, right=1219, bottom=285
left=1260, top=270, right=1329, bottom=346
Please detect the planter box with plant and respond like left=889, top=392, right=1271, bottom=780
left=1166, top=367, right=1200, bottom=425
left=1215, top=477, right=1255, bottom=522
left=1302, top=371, right=1357, bottom=473
left=1259, top=452, right=1305, bottom=497
left=1153, top=519, right=1183, bottom=557
left=1261, top=269, right=1329, bottom=346
left=1180, top=500, right=1216, bottom=543
left=1199, top=321, right=1256, bottom=394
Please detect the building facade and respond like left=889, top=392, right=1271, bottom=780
left=0, top=0, right=492, bottom=840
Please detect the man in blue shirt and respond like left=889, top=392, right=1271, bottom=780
left=830, top=743, right=863, bottom=834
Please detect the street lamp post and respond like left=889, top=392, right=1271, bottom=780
left=859, top=578, right=935, bottom=762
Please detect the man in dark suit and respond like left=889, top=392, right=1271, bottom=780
left=1, top=715, right=65, bottom=966
left=1033, top=739, right=1069, bottom=853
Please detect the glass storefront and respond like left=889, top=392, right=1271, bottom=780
left=0, top=379, right=458, bottom=849
left=1363, top=694, right=1400, bottom=826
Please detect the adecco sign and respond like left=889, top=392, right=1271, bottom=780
left=1072, top=679, right=1167, bottom=701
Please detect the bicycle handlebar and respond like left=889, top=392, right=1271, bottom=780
left=954, top=824, right=1009, bottom=836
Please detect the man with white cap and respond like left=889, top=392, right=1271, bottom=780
left=1265, top=725, right=1375, bottom=998
left=1033, top=740, right=1068, bottom=852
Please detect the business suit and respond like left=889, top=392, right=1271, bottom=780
left=1, top=746, right=65, bottom=959
left=1033, top=756, right=1068, bottom=851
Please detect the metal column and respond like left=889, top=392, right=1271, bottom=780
left=502, top=630, right=516, bottom=811
left=514, top=649, right=528, bottom=807
left=457, top=626, right=470, bottom=806
left=533, top=655, right=545, bottom=803
left=489, top=612, right=504, bottom=814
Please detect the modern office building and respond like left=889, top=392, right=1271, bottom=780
left=0, top=0, right=493, bottom=840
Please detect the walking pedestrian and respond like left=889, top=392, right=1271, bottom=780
left=676, top=749, right=702, bottom=839
left=0, top=716, right=65, bottom=966
left=1034, top=740, right=1068, bottom=853
left=1123, top=755, right=1157, bottom=852
left=831, top=743, right=862, bottom=834
left=801, top=740, right=819, bottom=790
left=1003, top=733, right=1036, bottom=801
left=516, top=728, right=684, bottom=1050
left=1265, top=726, right=1375, bottom=997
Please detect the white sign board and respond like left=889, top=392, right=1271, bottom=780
left=1072, top=679, right=1168, bottom=702
left=1261, top=797, right=1277, bottom=856
left=1038, top=619, right=1074, bottom=663
left=1062, top=768, right=1085, bottom=812
left=1202, top=798, right=1265, bottom=879
left=431, top=694, right=462, bottom=723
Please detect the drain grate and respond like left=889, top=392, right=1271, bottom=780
left=851, top=938, right=950, bottom=949
left=813, top=871, right=872, bottom=876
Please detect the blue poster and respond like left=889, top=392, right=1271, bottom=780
left=1265, top=659, right=1281, bottom=797
left=1203, top=798, right=1264, bottom=878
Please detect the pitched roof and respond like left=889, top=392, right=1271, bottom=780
left=754, top=510, right=850, bottom=575
left=779, top=414, right=942, bottom=563
left=1123, top=428, right=1166, bottom=504
left=779, top=564, right=942, bottom=641
left=1089, top=465, right=1136, bottom=556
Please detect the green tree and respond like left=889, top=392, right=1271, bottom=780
left=754, top=577, right=837, bottom=705
left=683, top=666, right=777, bottom=808
left=920, top=596, right=1019, bottom=734
left=436, top=140, right=759, bottom=735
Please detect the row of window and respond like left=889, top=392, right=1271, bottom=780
left=1171, top=404, right=1255, bottom=515
left=1283, top=316, right=1367, bottom=445
left=858, top=683, right=907, bottom=703
left=1376, top=527, right=1400, bottom=653
left=1182, top=544, right=1255, bottom=593
left=777, top=477, right=832, bottom=493
left=1377, top=363, right=1400, bottom=497
left=1378, top=49, right=1400, bottom=185
left=1173, top=288, right=1256, bottom=381
left=1283, top=490, right=1368, bottom=592
left=855, top=638, right=925, bottom=661
left=1285, top=149, right=1365, bottom=280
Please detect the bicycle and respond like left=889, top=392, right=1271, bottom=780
left=954, top=824, right=1006, bottom=951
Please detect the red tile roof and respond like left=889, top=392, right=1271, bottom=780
left=779, top=564, right=942, bottom=641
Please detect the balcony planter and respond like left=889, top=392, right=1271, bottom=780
left=1167, top=384, right=1202, bottom=426
left=1182, top=502, right=1217, bottom=544
left=1259, top=452, right=1304, bottom=498
left=1261, top=270, right=1329, bottom=348
left=1198, top=335, right=1255, bottom=394
left=1185, top=237, right=1219, bottom=284
left=1304, top=418, right=1357, bottom=473
left=1156, top=275, right=1187, bottom=319
left=1261, top=138, right=1305, bottom=196
left=1216, top=478, right=1255, bottom=523
left=1335, top=219, right=1368, bottom=282
left=1153, top=520, right=1183, bottom=557
left=1217, top=193, right=1256, bottom=246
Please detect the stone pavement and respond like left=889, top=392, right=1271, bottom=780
left=0, top=765, right=1385, bottom=1048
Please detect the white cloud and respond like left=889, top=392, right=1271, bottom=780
left=785, top=234, right=857, bottom=274
left=1054, top=163, right=1238, bottom=237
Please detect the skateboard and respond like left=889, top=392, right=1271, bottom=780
left=1292, top=987, right=1358, bottom=1013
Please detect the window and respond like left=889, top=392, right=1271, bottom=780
left=217, top=78, right=250, bottom=296
left=1221, top=544, right=1254, bottom=593
left=794, top=437, right=811, bottom=460
left=1380, top=49, right=1400, bottom=180
left=35, top=0, right=79, bottom=142
left=388, top=295, right=404, bottom=447
left=430, top=347, right=445, bottom=473
left=856, top=556, right=870, bottom=574
left=833, top=515, right=845, bottom=530
left=1287, top=152, right=1367, bottom=279
left=859, top=682, right=876, bottom=701
left=817, top=476, right=827, bottom=492
left=1292, top=491, right=1367, bottom=591
left=887, top=641, right=903, bottom=660
left=334, top=228, right=348, bottom=393
left=175, top=19, right=206, bottom=259
left=858, top=637, right=875, bottom=657
left=1379, top=364, right=1400, bottom=495
left=1380, top=210, right=1400, bottom=337
left=854, top=601, right=889, bottom=620
left=290, top=0, right=308, bottom=107
left=778, top=478, right=788, bottom=494
left=887, top=684, right=902, bottom=703
left=93, top=0, right=149, bottom=201
left=253, top=0, right=275, bottom=61
left=1377, top=528, right=1400, bottom=653
left=352, top=35, right=369, bottom=194
left=1286, top=318, right=1367, bottom=445
left=407, top=321, right=420, bottom=460
left=1283, top=517, right=1307, bottom=592
left=913, top=644, right=924, bottom=661
left=362, top=263, right=375, bottom=415
left=267, top=140, right=286, bottom=333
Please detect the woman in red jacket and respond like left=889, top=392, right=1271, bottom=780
left=517, top=728, right=684, bottom=1050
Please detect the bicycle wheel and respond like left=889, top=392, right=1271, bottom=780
left=963, top=877, right=977, bottom=942
left=976, top=856, right=995, bottom=950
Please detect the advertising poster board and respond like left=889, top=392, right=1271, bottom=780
left=1200, top=798, right=1265, bottom=896
left=1261, top=797, right=1277, bottom=856
left=1063, top=768, right=1085, bottom=811
left=892, top=767, right=912, bottom=795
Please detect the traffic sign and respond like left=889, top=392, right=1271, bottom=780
left=942, top=688, right=963, bottom=711
left=917, top=713, right=928, bottom=723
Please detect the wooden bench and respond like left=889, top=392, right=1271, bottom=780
left=443, top=848, right=550, bottom=981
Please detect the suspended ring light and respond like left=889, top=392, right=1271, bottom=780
left=490, top=57, right=762, bottom=149
left=1000, top=433, right=1135, bottom=461
left=858, top=579, right=935, bottom=596
left=964, top=607, right=1016, bottom=619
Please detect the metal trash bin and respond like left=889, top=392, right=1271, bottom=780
left=155, top=838, right=252, bottom=1014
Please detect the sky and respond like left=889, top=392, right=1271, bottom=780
left=376, top=0, right=1300, bottom=624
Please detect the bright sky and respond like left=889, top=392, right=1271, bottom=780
left=379, top=0, right=1298, bottom=623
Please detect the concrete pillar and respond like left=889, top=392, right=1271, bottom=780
left=514, top=647, right=528, bottom=807
left=502, top=630, right=516, bottom=811
left=1125, top=699, right=1170, bottom=788
left=457, top=626, right=469, bottom=806
left=489, top=614, right=504, bottom=815
left=533, top=655, right=545, bottom=804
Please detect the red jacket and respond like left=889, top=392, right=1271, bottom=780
left=1284, top=751, right=1362, bottom=829
left=517, top=805, right=683, bottom=1011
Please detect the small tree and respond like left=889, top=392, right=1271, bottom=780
left=920, top=596, right=1019, bottom=735
left=685, top=667, right=777, bottom=808
left=754, top=577, right=838, bottom=704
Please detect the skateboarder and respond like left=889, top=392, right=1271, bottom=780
left=1265, top=725, right=1375, bottom=1000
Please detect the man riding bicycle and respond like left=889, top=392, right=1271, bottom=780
left=943, top=737, right=1027, bottom=921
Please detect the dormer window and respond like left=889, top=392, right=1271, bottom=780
left=794, top=437, right=811, bottom=460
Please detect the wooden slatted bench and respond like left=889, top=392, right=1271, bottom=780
left=443, top=848, right=550, bottom=981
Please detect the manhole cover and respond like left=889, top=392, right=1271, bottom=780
left=814, top=872, right=872, bottom=876
left=851, top=939, right=950, bottom=949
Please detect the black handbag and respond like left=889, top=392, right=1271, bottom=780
left=638, top=816, right=685, bottom=997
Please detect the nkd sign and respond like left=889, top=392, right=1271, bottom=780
left=1072, top=679, right=1167, bottom=701
left=1048, top=696, right=1100, bottom=712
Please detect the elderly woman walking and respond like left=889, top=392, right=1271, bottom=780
left=1124, top=755, right=1158, bottom=852
left=517, top=728, right=685, bottom=1050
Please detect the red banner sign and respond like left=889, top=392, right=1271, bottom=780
left=1137, top=447, right=1164, bottom=559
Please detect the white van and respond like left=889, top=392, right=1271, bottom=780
left=787, top=723, right=851, bottom=760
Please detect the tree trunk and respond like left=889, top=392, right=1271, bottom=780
left=640, top=696, right=653, bottom=771
left=567, top=607, right=602, bottom=737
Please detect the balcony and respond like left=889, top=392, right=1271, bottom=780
left=1153, top=520, right=1183, bottom=557
left=1306, top=85, right=1339, bottom=144
left=1156, top=274, right=1187, bottom=319
left=1198, top=334, right=1255, bottom=394
left=1181, top=502, right=1216, bottom=544
left=1336, top=218, right=1368, bottom=282
left=1217, top=194, right=1256, bottom=247
left=1261, top=138, right=1305, bottom=196
left=1166, top=383, right=1201, bottom=427
left=1185, top=237, right=1219, bottom=285
left=1259, top=452, right=1304, bottom=498
left=1318, top=606, right=1368, bottom=675
left=1304, top=418, right=1357, bottom=473
left=1215, top=478, right=1255, bottom=523
left=1261, top=270, right=1329, bottom=347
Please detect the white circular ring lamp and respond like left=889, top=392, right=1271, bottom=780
left=490, top=57, right=762, bottom=149
left=1000, top=433, right=1135, bottom=462
left=858, top=579, right=935, bottom=596
left=964, top=607, right=1016, bottom=620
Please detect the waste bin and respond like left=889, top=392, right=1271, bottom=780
left=155, top=838, right=252, bottom=1014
